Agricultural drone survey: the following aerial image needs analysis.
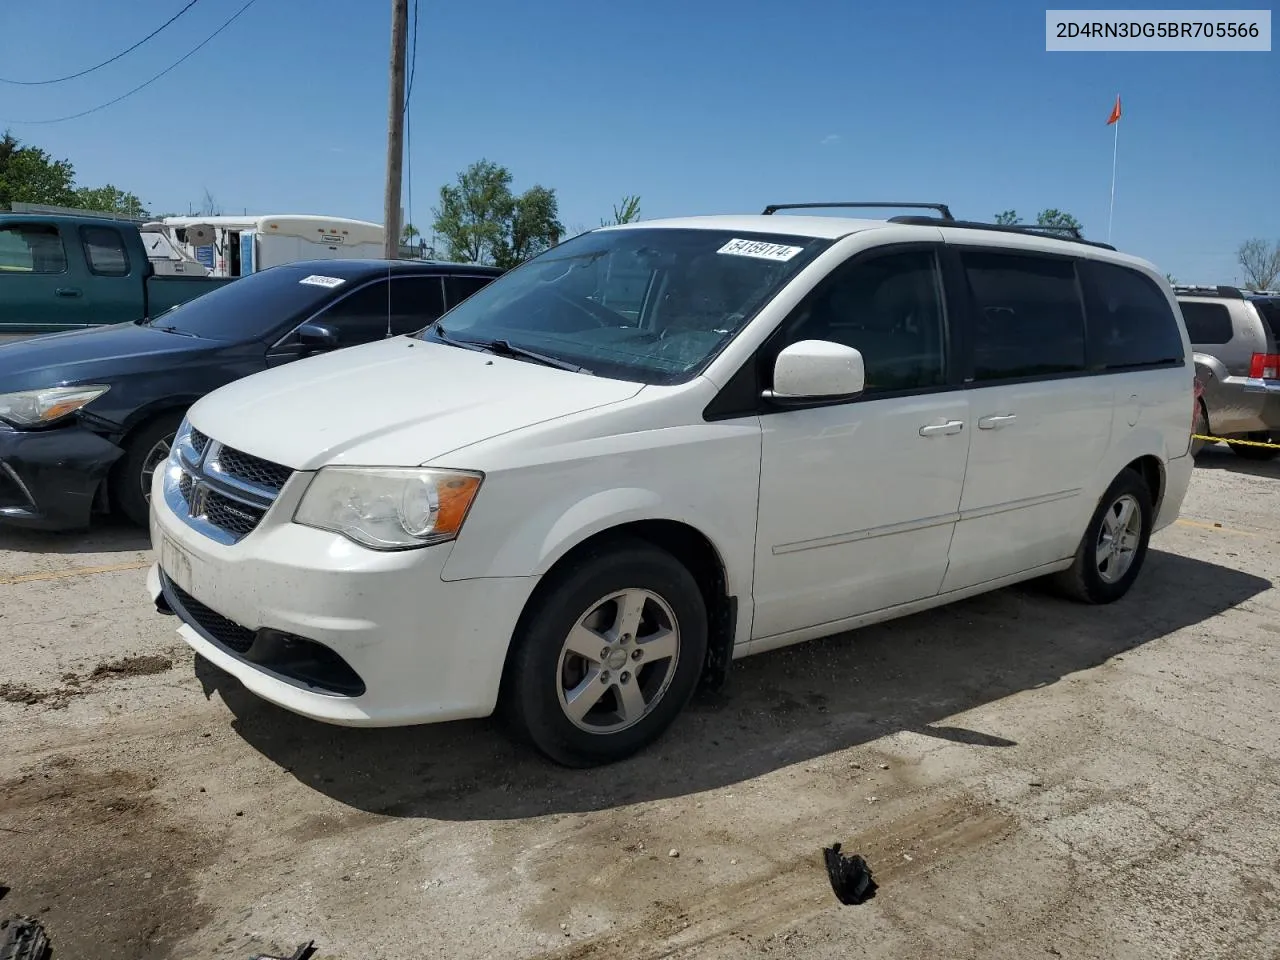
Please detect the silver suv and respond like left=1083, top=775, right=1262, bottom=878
left=1176, top=285, right=1280, bottom=461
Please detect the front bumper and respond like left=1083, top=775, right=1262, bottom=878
left=0, top=422, right=122, bottom=530
left=147, top=473, right=541, bottom=727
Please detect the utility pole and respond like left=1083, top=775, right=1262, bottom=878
left=382, top=0, right=408, bottom=260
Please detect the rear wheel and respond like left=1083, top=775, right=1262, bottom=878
left=1228, top=432, right=1280, bottom=461
left=1054, top=468, right=1153, bottom=605
left=500, top=538, right=707, bottom=767
left=110, top=412, right=184, bottom=527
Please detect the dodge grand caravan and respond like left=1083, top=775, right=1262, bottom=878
left=147, top=203, right=1195, bottom=767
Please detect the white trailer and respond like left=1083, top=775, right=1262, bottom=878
left=159, top=214, right=385, bottom=278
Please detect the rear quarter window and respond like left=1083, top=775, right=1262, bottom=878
left=1249, top=298, right=1280, bottom=342
left=1178, top=301, right=1233, bottom=345
left=1081, top=260, right=1185, bottom=369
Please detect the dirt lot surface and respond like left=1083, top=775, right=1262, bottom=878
left=2, top=446, right=1278, bottom=960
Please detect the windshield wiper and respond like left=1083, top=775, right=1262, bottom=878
left=430, top=325, right=588, bottom=373
left=473, top=338, right=590, bottom=373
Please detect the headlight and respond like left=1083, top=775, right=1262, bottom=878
left=0, top=385, right=110, bottom=427
left=294, top=466, right=483, bottom=550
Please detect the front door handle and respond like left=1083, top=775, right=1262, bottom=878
left=55, top=287, right=83, bottom=298
left=919, top=420, right=965, bottom=437
left=977, top=414, right=1017, bottom=430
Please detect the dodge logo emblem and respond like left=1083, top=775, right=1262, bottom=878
left=188, top=480, right=210, bottom=517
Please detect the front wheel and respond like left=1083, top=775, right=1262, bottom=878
left=500, top=539, right=708, bottom=767
left=1190, top=399, right=1210, bottom=458
left=110, top=412, right=184, bottom=527
left=1053, top=468, right=1153, bottom=605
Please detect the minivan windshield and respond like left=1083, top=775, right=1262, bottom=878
left=421, top=227, right=830, bottom=383
left=140, top=264, right=357, bottom=341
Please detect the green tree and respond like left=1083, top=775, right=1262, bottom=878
left=1035, top=209, right=1083, bottom=234
left=401, top=222, right=420, bottom=242
left=432, top=159, right=563, bottom=267
left=602, top=194, right=641, bottom=226
left=0, top=130, right=77, bottom=208
left=73, top=184, right=149, bottom=218
left=993, top=209, right=1021, bottom=225
left=1238, top=238, right=1280, bottom=291
left=493, top=184, right=563, bottom=269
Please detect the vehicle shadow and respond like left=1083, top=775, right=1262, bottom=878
left=195, top=549, right=1270, bottom=821
left=0, top=518, right=151, bottom=556
left=1194, top=444, right=1280, bottom=479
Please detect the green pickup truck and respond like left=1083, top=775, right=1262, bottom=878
left=1, top=213, right=233, bottom=334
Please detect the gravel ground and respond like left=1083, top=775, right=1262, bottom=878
left=1, top=445, right=1277, bottom=960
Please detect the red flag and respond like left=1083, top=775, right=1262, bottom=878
left=1107, top=95, right=1122, bottom=125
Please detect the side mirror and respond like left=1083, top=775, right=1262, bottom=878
left=296, top=321, right=340, bottom=351
left=765, top=340, right=865, bottom=403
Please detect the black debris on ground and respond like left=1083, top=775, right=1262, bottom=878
left=251, top=941, right=317, bottom=960
left=0, top=916, right=52, bottom=960
left=822, top=843, right=878, bottom=905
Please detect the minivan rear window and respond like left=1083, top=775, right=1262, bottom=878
left=1179, top=301, right=1233, bottom=345
left=1083, top=261, right=1184, bottom=369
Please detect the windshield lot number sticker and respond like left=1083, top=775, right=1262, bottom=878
left=717, top=238, right=805, bottom=262
left=299, top=274, right=345, bottom=288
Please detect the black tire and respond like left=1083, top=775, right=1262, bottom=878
left=500, top=537, right=708, bottom=767
left=1190, top=399, right=1210, bottom=458
left=1228, top=432, right=1280, bottom=461
left=1053, top=467, right=1153, bottom=605
left=110, top=411, right=184, bottom=527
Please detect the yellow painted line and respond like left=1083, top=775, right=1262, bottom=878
left=1176, top=518, right=1257, bottom=537
left=0, top=558, right=153, bottom=586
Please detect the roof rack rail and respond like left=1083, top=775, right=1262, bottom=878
left=761, top=201, right=954, bottom=220
left=1172, top=284, right=1244, bottom=299
left=887, top=215, right=1117, bottom=251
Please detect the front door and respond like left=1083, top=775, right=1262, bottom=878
left=751, top=246, right=971, bottom=640
left=0, top=221, right=91, bottom=331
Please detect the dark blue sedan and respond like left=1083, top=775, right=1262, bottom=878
left=0, top=258, right=501, bottom=530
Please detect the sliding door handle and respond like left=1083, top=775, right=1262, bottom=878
left=919, top=420, right=964, bottom=437
left=977, top=414, right=1017, bottom=430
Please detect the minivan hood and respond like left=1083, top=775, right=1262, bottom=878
left=0, top=323, right=216, bottom=392
left=186, top=337, right=645, bottom=469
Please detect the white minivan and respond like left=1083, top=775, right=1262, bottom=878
left=147, top=204, right=1196, bottom=766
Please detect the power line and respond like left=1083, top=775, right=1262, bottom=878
left=2, top=0, right=258, bottom=125
left=0, top=0, right=202, bottom=85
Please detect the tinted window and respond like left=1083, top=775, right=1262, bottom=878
left=1083, top=261, right=1183, bottom=368
left=388, top=276, right=445, bottom=334
left=0, top=224, right=66, bottom=274
left=80, top=226, right=130, bottom=277
left=1179, top=301, right=1233, bottom=345
left=962, top=252, right=1085, bottom=381
left=1250, top=298, right=1280, bottom=340
left=778, top=249, right=945, bottom=392
left=143, top=266, right=357, bottom=341
left=422, top=228, right=829, bottom=385
left=444, top=274, right=495, bottom=310
left=315, top=280, right=395, bottom=346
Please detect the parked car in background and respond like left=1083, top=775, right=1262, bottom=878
left=147, top=203, right=1195, bottom=767
left=0, top=213, right=234, bottom=335
left=1175, top=284, right=1280, bottom=460
left=0, top=259, right=501, bottom=530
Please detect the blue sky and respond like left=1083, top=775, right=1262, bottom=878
left=1, top=0, right=1275, bottom=282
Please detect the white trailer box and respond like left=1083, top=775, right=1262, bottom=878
left=161, top=215, right=385, bottom=278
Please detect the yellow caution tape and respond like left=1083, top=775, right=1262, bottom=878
left=1193, top=433, right=1280, bottom=450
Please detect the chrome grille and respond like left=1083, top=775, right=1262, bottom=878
left=164, top=423, right=294, bottom=544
